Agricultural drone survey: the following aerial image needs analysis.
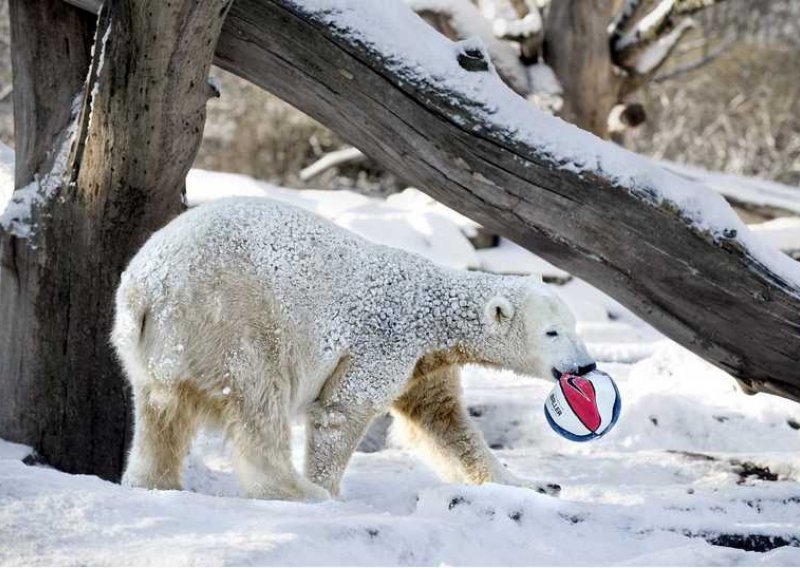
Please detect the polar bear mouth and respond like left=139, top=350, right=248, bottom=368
left=551, top=362, right=597, bottom=380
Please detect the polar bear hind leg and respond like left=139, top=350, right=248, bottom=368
left=219, top=360, right=330, bottom=502
left=122, top=382, right=201, bottom=491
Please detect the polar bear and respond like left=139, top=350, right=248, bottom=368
left=112, top=197, right=595, bottom=501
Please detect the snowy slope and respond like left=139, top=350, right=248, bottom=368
left=2, top=170, right=800, bottom=565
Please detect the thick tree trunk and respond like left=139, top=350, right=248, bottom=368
left=0, top=0, right=99, bottom=473
left=0, top=0, right=229, bottom=480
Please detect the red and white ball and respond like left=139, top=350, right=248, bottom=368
left=544, top=369, right=621, bottom=442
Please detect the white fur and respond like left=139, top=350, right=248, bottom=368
left=112, top=197, right=593, bottom=501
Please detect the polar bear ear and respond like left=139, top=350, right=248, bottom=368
left=484, top=295, right=515, bottom=328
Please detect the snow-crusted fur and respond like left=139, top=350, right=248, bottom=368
left=112, top=197, right=594, bottom=501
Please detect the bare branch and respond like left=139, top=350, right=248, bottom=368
left=300, top=147, right=365, bottom=181
left=653, top=36, right=734, bottom=82
left=674, top=0, right=730, bottom=16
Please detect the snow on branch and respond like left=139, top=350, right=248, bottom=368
left=632, top=17, right=695, bottom=75
left=478, top=0, right=543, bottom=61
left=609, top=0, right=652, bottom=46
left=405, top=0, right=530, bottom=94
left=614, top=0, right=676, bottom=54
left=611, top=0, right=727, bottom=74
left=300, top=147, right=365, bottom=181
left=673, top=0, right=729, bottom=16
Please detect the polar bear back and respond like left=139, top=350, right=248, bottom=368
left=118, top=198, right=454, bottom=393
left=125, top=196, right=435, bottom=313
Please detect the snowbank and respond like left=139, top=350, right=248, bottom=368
left=3, top=307, right=800, bottom=565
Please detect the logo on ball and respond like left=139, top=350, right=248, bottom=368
left=544, top=370, right=621, bottom=442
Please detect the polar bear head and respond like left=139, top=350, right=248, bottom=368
left=482, top=280, right=595, bottom=381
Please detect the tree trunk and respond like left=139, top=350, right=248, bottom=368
left=0, top=0, right=229, bottom=480
left=545, top=0, right=621, bottom=138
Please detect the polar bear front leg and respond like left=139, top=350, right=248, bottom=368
left=391, top=366, right=560, bottom=496
left=305, top=362, right=403, bottom=496
left=305, top=400, right=379, bottom=496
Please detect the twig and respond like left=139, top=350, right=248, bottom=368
left=654, top=36, right=733, bottom=82
left=299, top=146, right=365, bottom=181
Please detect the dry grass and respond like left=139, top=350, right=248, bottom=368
left=627, top=42, right=800, bottom=186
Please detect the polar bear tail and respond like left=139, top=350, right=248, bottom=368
left=111, top=277, right=151, bottom=387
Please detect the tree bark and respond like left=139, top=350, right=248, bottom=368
left=0, top=0, right=97, bottom=472
left=545, top=0, right=621, bottom=138
left=50, top=0, right=800, bottom=403
left=0, top=0, right=229, bottom=480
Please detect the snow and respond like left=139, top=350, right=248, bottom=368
left=633, top=19, right=694, bottom=75
left=492, top=12, right=542, bottom=40
left=0, top=101, right=79, bottom=238
left=527, top=62, right=562, bottom=95
left=285, top=0, right=800, bottom=288
left=663, top=160, right=800, bottom=217
left=3, top=294, right=800, bottom=564
left=4, top=323, right=800, bottom=565
left=750, top=218, right=800, bottom=254
left=614, top=0, right=675, bottom=52
left=0, top=142, right=13, bottom=210
left=525, top=62, right=563, bottom=113
left=403, top=0, right=530, bottom=94
left=3, top=168, right=800, bottom=565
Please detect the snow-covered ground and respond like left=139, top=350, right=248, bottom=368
left=2, top=168, right=800, bottom=565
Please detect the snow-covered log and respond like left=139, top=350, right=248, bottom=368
left=64, top=0, right=800, bottom=402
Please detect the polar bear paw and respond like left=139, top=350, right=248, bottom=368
left=494, top=470, right=561, bottom=496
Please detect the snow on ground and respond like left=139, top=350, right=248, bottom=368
left=2, top=169, right=800, bottom=566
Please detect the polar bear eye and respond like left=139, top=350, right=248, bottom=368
left=546, top=330, right=559, bottom=337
